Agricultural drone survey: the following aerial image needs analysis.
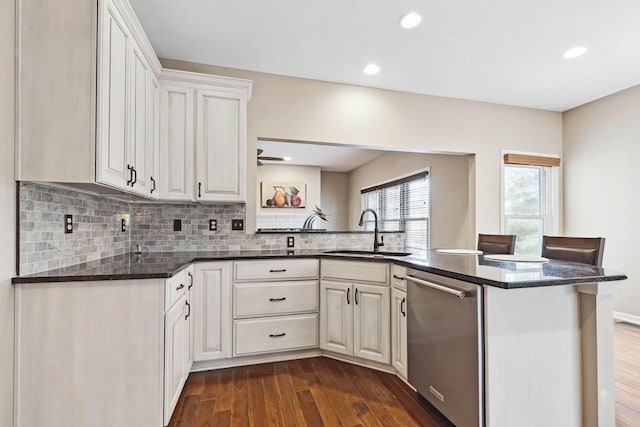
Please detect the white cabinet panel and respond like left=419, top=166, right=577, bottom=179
left=160, top=82, right=195, bottom=201
left=391, top=288, right=408, bottom=378
left=353, top=283, right=390, bottom=364
left=193, top=262, right=232, bottom=361
left=97, top=0, right=130, bottom=190
left=164, top=294, right=187, bottom=424
left=320, top=280, right=353, bottom=356
left=321, top=259, right=389, bottom=284
left=234, top=280, right=319, bottom=318
left=196, top=89, right=245, bottom=202
left=148, top=75, right=160, bottom=199
left=234, top=314, right=318, bottom=356
left=234, top=259, right=319, bottom=282
left=129, top=43, right=151, bottom=195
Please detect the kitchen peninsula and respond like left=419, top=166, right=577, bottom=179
left=13, top=250, right=626, bottom=427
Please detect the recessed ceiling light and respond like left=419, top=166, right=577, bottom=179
left=400, top=12, right=422, bottom=29
left=283, top=157, right=292, bottom=161
left=363, top=64, right=380, bottom=75
left=563, top=46, right=588, bottom=59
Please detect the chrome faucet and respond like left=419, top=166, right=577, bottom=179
left=359, top=209, right=384, bottom=252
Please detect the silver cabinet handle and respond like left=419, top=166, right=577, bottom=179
left=405, top=275, right=468, bottom=299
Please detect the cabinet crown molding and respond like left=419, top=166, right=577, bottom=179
left=159, top=69, right=253, bottom=100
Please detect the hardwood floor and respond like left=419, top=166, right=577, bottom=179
left=615, top=321, right=640, bottom=427
left=168, top=357, right=454, bottom=427
left=170, top=321, right=640, bottom=426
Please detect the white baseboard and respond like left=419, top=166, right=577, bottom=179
left=614, top=311, right=640, bottom=326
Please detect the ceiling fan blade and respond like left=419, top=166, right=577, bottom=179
left=258, top=156, right=285, bottom=161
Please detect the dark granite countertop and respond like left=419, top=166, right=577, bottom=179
left=13, top=249, right=627, bottom=289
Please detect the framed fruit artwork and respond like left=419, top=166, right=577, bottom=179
left=261, top=182, right=306, bottom=208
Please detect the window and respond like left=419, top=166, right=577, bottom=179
left=361, top=170, right=429, bottom=256
left=502, top=153, right=560, bottom=255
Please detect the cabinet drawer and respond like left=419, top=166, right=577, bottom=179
left=321, top=259, right=389, bottom=285
left=234, top=314, right=318, bottom=356
left=234, top=259, right=319, bottom=282
left=234, top=280, right=318, bottom=318
left=391, top=264, right=407, bottom=290
left=166, top=268, right=189, bottom=310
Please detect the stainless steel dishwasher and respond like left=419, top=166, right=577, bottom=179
left=406, top=269, right=483, bottom=427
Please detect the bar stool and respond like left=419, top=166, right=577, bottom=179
left=541, top=236, right=605, bottom=266
left=477, top=234, right=516, bottom=255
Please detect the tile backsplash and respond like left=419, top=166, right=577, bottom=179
left=19, top=183, right=404, bottom=275
left=19, top=183, right=132, bottom=275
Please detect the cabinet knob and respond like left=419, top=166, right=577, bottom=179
left=176, top=283, right=184, bottom=290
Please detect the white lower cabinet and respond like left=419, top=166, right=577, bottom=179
left=391, top=287, right=408, bottom=379
left=320, top=280, right=390, bottom=364
left=193, top=261, right=232, bottom=361
left=164, top=294, right=188, bottom=423
left=232, top=259, right=320, bottom=357
left=163, top=264, right=194, bottom=425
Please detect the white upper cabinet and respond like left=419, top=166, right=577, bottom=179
left=160, top=71, right=252, bottom=203
left=96, top=0, right=130, bottom=190
left=97, top=0, right=157, bottom=197
left=159, top=82, right=195, bottom=201
left=196, top=88, right=247, bottom=202
left=148, top=75, right=161, bottom=199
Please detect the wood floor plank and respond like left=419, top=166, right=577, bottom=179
left=274, top=362, right=307, bottom=427
left=296, top=389, right=325, bottom=427
left=312, top=357, right=382, bottom=427
left=214, top=368, right=235, bottom=412
left=288, top=359, right=312, bottom=393
left=263, top=365, right=287, bottom=426
left=303, top=369, right=344, bottom=427
left=247, top=364, right=268, bottom=427
left=231, top=366, right=250, bottom=427
left=193, top=398, right=217, bottom=427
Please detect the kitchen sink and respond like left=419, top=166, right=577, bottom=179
left=323, top=250, right=412, bottom=257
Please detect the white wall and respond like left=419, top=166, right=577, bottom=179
left=256, top=164, right=320, bottom=228
left=0, top=0, right=15, bottom=423
left=320, top=172, right=349, bottom=231
left=160, top=59, right=563, bottom=241
left=347, top=151, right=473, bottom=248
left=563, top=84, right=640, bottom=319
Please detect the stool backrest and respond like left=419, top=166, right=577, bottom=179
left=477, top=234, right=516, bottom=255
left=541, top=236, right=605, bottom=267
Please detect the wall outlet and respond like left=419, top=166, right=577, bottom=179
left=287, top=236, right=295, bottom=248
left=64, top=214, right=73, bottom=234
left=231, top=219, right=244, bottom=231
left=209, top=219, right=217, bottom=231
left=173, top=219, right=182, bottom=231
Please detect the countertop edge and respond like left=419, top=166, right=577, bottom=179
left=13, top=252, right=628, bottom=288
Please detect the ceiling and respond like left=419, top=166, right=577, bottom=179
left=129, top=0, right=640, bottom=112
left=257, top=140, right=385, bottom=172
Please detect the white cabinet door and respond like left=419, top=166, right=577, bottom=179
left=164, top=294, right=187, bottom=424
left=193, top=262, right=232, bottom=361
left=97, top=0, right=130, bottom=190
left=160, top=82, right=195, bottom=201
left=391, top=288, right=408, bottom=379
left=319, top=280, right=353, bottom=356
left=186, top=267, right=195, bottom=368
left=128, top=42, right=151, bottom=196
left=195, top=89, right=246, bottom=202
left=148, top=74, right=160, bottom=199
left=353, top=283, right=390, bottom=364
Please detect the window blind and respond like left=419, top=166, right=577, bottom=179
left=361, top=170, right=430, bottom=256
left=503, top=153, right=561, bottom=167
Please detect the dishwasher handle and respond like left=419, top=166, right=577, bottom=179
left=405, top=275, right=468, bottom=299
